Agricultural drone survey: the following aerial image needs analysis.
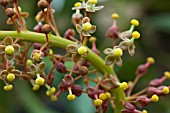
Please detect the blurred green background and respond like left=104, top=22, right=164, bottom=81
left=0, top=0, right=170, bottom=113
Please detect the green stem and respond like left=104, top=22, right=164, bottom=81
left=0, top=30, right=125, bottom=113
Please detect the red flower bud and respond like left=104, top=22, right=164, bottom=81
left=134, top=96, right=151, bottom=108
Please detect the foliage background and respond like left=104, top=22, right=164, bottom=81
left=0, top=0, right=170, bottom=113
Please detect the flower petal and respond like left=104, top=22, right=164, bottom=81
left=103, top=48, right=113, bottom=55
left=7, top=66, right=15, bottom=73
left=66, top=45, right=77, bottom=53
left=82, top=17, right=90, bottom=24
left=119, top=31, right=132, bottom=41
left=115, top=57, right=122, bottom=66
left=38, top=62, right=46, bottom=73
left=11, top=70, right=22, bottom=75
left=0, top=45, right=5, bottom=54
left=5, top=54, right=14, bottom=61
left=0, top=70, right=8, bottom=77
left=94, top=6, right=104, bottom=11
left=89, top=25, right=96, bottom=34
left=128, top=44, right=135, bottom=56
left=13, top=44, right=20, bottom=52
left=72, top=52, right=81, bottom=62
left=3, top=36, right=13, bottom=46
left=29, top=64, right=37, bottom=72
left=76, top=24, right=83, bottom=33
left=119, top=41, right=129, bottom=50
left=105, top=55, right=114, bottom=65
left=82, top=31, right=91, bottom=36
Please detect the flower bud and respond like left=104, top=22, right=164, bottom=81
left=7, top=73, right=15, bottom=82
left=94, top=99, right=102, bottom=107
left=136, top=64, right=148, bottom=77
left=149, top=78, right=162, bottom=87
left=5, top=45, right=14, bottom=55
left=0, top=0, right=8, bottom=7
left=86, top=87, right=97, bottom=99
left=56, top=62, right=67, bottom=73
left=78, top=66, right=88, bottom=76
left=4, top=84, right=13, bottom=91
left=35, top=77, right=45, bottom=86
left=34, top=23, right=43, bottom=33
left=5, top=8, right=15, bottom=17
left=62, top=74, right=74, bottom=87
left=131, top=19, right=139, bottom=26
left=38, top=0, right=48, bottom=9
left=67, top=94, right=76, bottom=101
left=78, top=46, right=87, bottom=55
left=41, top=24, right=51, bottom=34
left=83, top=22, right=92, bottom=31
left=134, top=96, right=151, bottom=108
left=124, top=102, right=135, bottom=111
left=72, top=85, right=83, bottom=96
left=64, top=29, right=76, bottom=41
left=72, top=13, right=83, bottom=25
left=106, top=26, right=119, bottom=39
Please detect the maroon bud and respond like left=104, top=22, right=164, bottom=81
left=134, top=96, right=151, bottom=108
left=146, top=87, right=162, bottom=96
left=62, top=74, right=74, bottom=87
left=64, top=29, right=76, bottom=41
left=149, top=78, right=162, bottom=87
left=72, top=85, right=83, bottom=96
left=56, top=62, right=67, bottom=73
left=106, top=25, right=119, bottom=39
left=124, top=102, right=135, bottom=111
left=72, top=13, right=83, bottom=25
left=121, top=109, right=140, bottom=113
left=80, top=60, right=91, bottom=67
left=79, top=66, right=88, bottom=76
left=47, top=72, right=54, bottom=85
left=86, top=87, right=97, bottom=99
left=33, top=43, right=42, bottom=49
left=38, top=0, right=48, bottom=9
left=34, top=23, right=43, bottom=33
left=136, top=64, right=148, bottom=77
left=0, top=0, right=8, bottom=7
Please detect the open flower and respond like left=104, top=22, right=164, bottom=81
left=0, top=36, right=20, bottom=60
left=103, top=46, right=123, bottom=66
left=86, top=0, right=104, bottom=12
left=0, top=66, right=21, bottom=83
left=7, top=7, right=29, bottom=25
left=66, top=41, right=88, bottom=62
left=76, top=17, right=96, bottom=36
left=119, top=31, right=140, bottom=56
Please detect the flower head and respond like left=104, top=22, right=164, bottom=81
left=76, top=17, right=96, bottom=36
left=94, top=99, right=103, bottom=106
left=103, top=46, right=123, bottom=66
left=0, top=36, right=20, bottom=60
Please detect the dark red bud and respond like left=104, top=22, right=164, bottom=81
left=64, top=29, right=75, bottom=41
left=86, top=87, right=97, bottom=99
left=136, top=64, right=148, bottom=77
left=149, top=78, right=162, bottom=87
left=134, top=96, right=151, bottom=108
left=72, top=85, right=83, bottom=96
left=72, top=13, right=83, bottom=25
left=62, top=74, right=74, bottom=87
left=34, top=23, right=43, bottom=33
left=106, top=26, right=119, bottom=39
left=124, top=102, right=135, bottom=111
left=56, top=62, right=67, bottom=73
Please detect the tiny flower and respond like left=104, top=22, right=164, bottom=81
left=151, top=94, right=159, bottom=102
left=104, top=46, right=123, bottom=66
left=119, top=82, right=128, bottom=90
left=7, top=7, right=29, bottom=25
left=131, top=19, right=139, bottom=26
left=35, top=77, right=45, bottom=86
left=31, top=49, right=44, bottom=63
left=99, top=93, right=107, bottom=101
left=72, top=2, right=83, bottom=10
left=32, top=85, right=40, bottom=91
left=162, top=86, right=169, bottom=94
left=89, top=36, right=101, bottom=56
left=0, top=36, right=20, bottom=60
left=76, top=17, right=96, bottom=36
left=66, top=42, right=88, bottom=62
left=105, top=92, right=111, bottom=99
left=4, top=84, right=13, bottom=91
left=46, top=87, right=56, bottom=96
left=94, top=99, right=103, bottom=106
left=67, top=94, right=76, bottom=101
left=85, top=0, right=104, bottom=12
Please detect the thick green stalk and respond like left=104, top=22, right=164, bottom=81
left=0, top=31, right=125, bottom=113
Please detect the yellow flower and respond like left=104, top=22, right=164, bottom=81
left=132, top=31, right=140, bottom=39
left=163, top=86, right=169, bottom=94
left=67, top=94, right=76, bottom=101
left=120, top=82, right=128, bottom=90
left=4, top=85, right=13, bottom=91
left=78, top=46, right=87, bottom=55
left=113, top=48, right=123, bottom=57
left=32, top=85, right=40, bottom=91
left=164, top=71, right=170, bottom=79
left=151, top=94, right=159, bottom=102
left=147, top=57, right=155, bottom=64
left=7, top=73, right=15, bottom=82
left=35, top=77, right=45, bottom=86
left=74, top=2, right=81, bottom=7
left=83, top=22, right=92, bottom=31
left=99, top=93, right=107, bottom=101
left=88, top=0, right=97, bottom=4
left=94, top=99, right=102, bottom=106
left=112, top=13, right=119, bottom=19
